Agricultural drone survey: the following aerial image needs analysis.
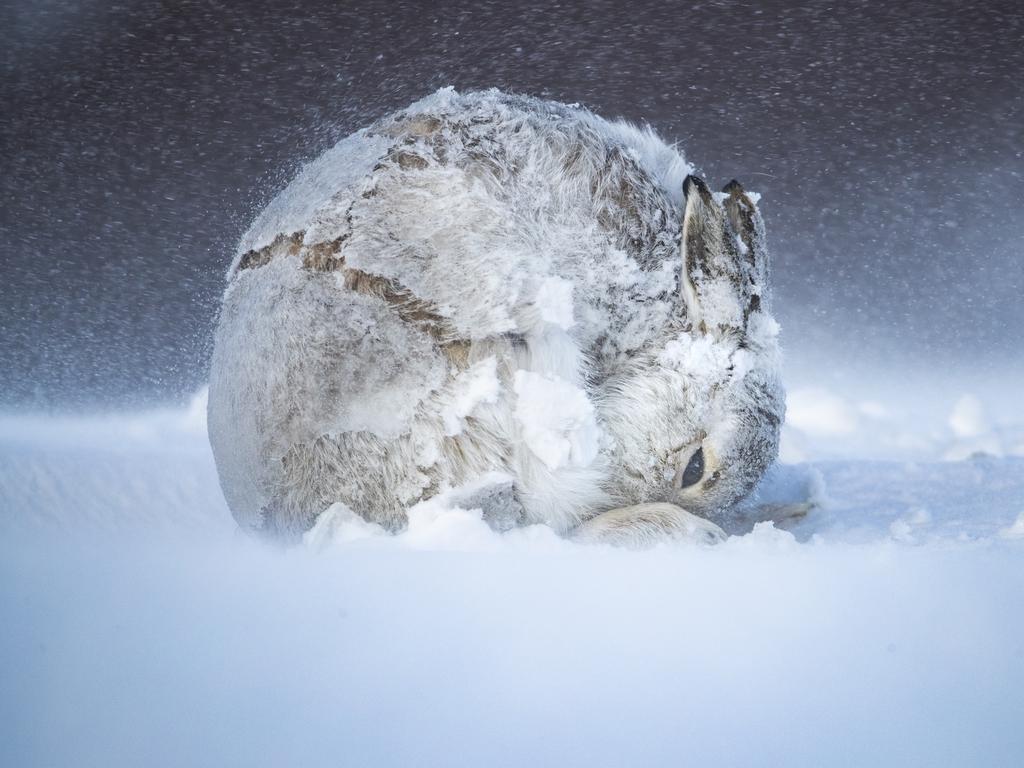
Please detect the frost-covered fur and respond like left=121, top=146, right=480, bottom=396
left=208, top=88, right=784, bottom=543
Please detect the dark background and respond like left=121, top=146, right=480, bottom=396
left=3, top=0, right=1022, bottom=409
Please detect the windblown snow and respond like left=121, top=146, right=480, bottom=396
left=2, top=384, right=1023, bottom=767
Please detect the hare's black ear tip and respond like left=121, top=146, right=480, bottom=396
left=722, top=179, right=745, bottom=195
left=683, top=174, right=709, bottom=200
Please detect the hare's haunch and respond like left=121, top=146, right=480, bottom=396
left=208, top=88, right=784, bottom=544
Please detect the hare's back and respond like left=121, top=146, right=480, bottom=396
left=234, top=89, right=688, bottom=358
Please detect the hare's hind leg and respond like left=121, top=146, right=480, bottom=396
left=572, top=503, right=726, bottom=548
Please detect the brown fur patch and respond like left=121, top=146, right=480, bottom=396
left=237, top=231, right=304, bottom=272
left=438, top=339, right=473, bottom=369
left=341, top=267, right=454, bottom=341
left=234, top=229, right=458, bottom=345
left=384, top=115, right=443, bottom=139
left=302, top=238, right=344, bottom=271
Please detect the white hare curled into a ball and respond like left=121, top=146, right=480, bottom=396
left=208, top=87, right=785, bottom=546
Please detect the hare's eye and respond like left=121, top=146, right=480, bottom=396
left=679, top=447, right=705, bottom=489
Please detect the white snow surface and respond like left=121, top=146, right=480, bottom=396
left=2, top=386, right=1024, bottom=766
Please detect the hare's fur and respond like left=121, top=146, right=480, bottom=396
left=208, top=88, right=784, bottom=542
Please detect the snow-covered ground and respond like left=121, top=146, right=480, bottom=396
left=2, top=385, right=1023, bottom=766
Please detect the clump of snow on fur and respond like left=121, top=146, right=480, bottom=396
left=535, top=276, right=575, bottom=330
left=657, top=332, right=731, bottom=383
left=694, top=278, right=744, bottom=332
left=513, top=370, right=601, bottom=471
left=439, top=357, right=501, bottom=436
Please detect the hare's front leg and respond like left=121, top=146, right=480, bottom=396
left=572, top=503, right=727, bottom=548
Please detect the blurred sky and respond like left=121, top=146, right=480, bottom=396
left=2, top=0, right=1022, bottom=408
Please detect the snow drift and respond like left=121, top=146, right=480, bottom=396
left=2, top=387, right=1024, bottom=766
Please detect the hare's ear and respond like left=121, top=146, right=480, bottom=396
left=680, top=174, right=768, bottom=338
left=721, top=179, right=769, bottom=315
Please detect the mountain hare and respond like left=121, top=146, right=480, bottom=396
left=208, top=88, right=784, bottom=546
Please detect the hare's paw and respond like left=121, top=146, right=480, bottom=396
left=449, top=476, right=525, bottom=533
left=572, top=503, right=727, bottom=549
